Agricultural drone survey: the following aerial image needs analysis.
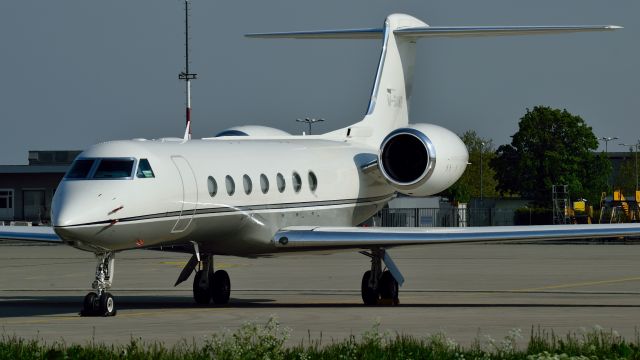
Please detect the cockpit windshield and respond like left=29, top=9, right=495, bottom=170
left=66, top=159, right=95, bottom=179
left=65, top=158, right=145, bottom=180
left=93, top=159, right=135, bottom=179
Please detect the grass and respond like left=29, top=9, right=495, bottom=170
left=1, top=318, right=639, bottom=359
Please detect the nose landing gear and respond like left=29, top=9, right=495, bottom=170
left=81, top=252, right=117, bottom=316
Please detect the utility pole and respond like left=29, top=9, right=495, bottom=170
left=179, top=0, right=197, bottom=140
left=296, top=118, right=324, bottom=135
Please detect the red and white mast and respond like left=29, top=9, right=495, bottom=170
left=179, top=0, right=196, bottom=140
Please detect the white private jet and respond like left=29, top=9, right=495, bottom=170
left=1, top=14, right=636, bottom=317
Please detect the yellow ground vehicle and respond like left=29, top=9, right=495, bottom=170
left=599, top=190, right=640, bottom=223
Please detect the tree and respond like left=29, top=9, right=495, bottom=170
left=441, top=130, right=498, bottom=203
left=615, top=148, right=637, bottom=196
left=490, top=106, right=610, bottom=206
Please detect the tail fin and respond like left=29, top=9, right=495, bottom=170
left=247, top=14, right=620, bottom=146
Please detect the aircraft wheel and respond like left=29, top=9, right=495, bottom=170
left=99, top=292, right=116, bottom=317
left=379, top=270, right=399, bottom=305
left=193, top=270, right=211, bottom=305
left=212, top=270, right=231, bottom=305
left=81, top=292, right=99, bottom=316
left=361, top=270, right=379, bottom=305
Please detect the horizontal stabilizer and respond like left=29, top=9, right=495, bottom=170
left=246, top=25, right=620, bottom=40
left=245, top=28, right=383, bottom=39
left=395, top=25, right=622, bottom=38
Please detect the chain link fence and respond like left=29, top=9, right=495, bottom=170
left=372, top=207, right=526, bottom=227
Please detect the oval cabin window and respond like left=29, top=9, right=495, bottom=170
left=225, top=175, right=235, bottom=196
left=243, top=174, right=253, bottom=195
left=292, top=172, right=302, bottom=193
left=308, top=171, right=318, bottom=192
left=276, top=173, right=285, bottom=193
left=260, top=174, right=269, bottom=194
left=207, top=176, right=217, bottom=197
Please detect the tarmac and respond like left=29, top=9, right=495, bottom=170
left=1, top=242, right=639, bottom=346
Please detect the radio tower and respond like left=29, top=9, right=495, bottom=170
left=179, top=0, right=197, bottom=140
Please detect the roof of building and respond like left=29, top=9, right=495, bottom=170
left=0, top=165, right=70, bottom=174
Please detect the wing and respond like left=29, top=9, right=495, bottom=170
left=0, top=226, right=62, bottom=243
left=273, top=223, right=640, bottom=251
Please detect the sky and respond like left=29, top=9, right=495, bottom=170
left=0, top=1, right=638, bottom=164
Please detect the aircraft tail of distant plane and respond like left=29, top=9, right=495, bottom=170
left=247, top=14, right=619, bottom=146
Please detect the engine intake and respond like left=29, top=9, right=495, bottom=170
left=379, top=128, right=435, bottom=186
left=378, top=124, right=468, bottom=196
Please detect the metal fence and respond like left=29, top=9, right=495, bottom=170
left=372, top=207, right=521, bottom=227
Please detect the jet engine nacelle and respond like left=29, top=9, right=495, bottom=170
left=378, top=124, right=468, bottom=196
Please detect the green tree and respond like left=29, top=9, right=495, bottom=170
left=441, top=130, right=498, bottom=203
left=615, top=148, right=638, bottom=195
left=490, top=106, right=610, bottom=206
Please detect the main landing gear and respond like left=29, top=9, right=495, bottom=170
left=192, top=254, right=231, bottom=305
left=360, top=248, right=403, bottom=306
left=173, top=243, right=231, bottom=306
left=81, top=252, right=117, bottom=317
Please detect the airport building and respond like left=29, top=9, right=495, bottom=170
left=0, top=150, right=79, bottom=224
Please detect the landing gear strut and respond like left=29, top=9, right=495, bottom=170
left=81, top=252, right=117, bottom=316
left=192, top=254, right=231, bottom=305
left=360, top=248, right=399, bottom=305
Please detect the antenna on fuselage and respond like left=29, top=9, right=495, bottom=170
left=179, top=0, right=197, bottom=141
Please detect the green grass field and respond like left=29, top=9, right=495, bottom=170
left=2, top=318, right=639, bottom=359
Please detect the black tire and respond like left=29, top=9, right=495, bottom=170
left=379, top=271, right=399, bottom=304
left=82, top=292, right=98, bottom=316
left=361, top=270, right=379, bottom=305
left=212, top=270, right=231, bottom=305
left=99, top=292, right=116, bottom=317
left=193, top=270, right=211, bottom=305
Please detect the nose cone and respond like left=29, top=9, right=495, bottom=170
left=52, top=180, right=117, bottom=227
left=51, top=181, right=84, bottom=227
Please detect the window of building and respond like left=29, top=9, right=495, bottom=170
left=292, top=172, right=302, bottom=193
left=276, top=173, right=285, bottom=193
left=136, top=159, right=155, bottom=178
left=260, top=174, right=269, bottom=194
left=0, top=190, right=13, bottom=209
left=243, top=174, right=252, bottom=195
left=308, top=171, right=318, bottom=192
left=225, top=175, right=235, bottom=196
left=207, top=176, right=217, bottom=197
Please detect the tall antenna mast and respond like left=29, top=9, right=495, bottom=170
left=179, top=0, right=197, bottom=140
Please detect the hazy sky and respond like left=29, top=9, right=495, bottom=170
left=1, top=1, right=637, bottom=164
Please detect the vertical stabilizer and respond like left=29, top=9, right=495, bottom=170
left=351, top=14, right=426, bottom=146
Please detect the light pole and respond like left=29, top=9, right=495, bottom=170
left=480, top=141, right=485, bottom=206
left=620, top=142, right=639, bottom=191
left=599, top=136, right=619, bottom=154
left=296, top=118, right=324, bottom=135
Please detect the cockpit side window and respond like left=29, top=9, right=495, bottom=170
left=136, top=159, right=155, bottom=178
left=66, top=159, right=95, bottom=179
left=93, top=159, right=135, bottom=179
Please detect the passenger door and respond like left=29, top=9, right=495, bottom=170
left=171, top=156, right=198, bottom=233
